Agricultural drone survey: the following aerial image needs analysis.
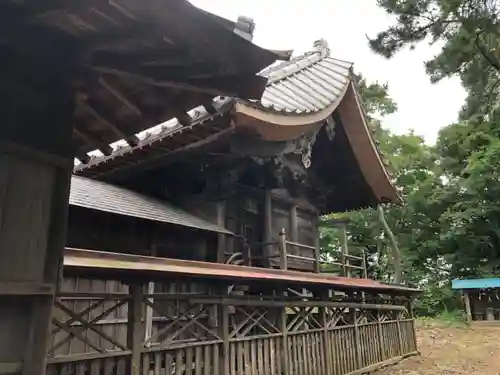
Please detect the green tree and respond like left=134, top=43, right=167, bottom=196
left=369, top=0, right=500, bottom=116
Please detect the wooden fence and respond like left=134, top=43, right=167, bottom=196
left=46, top=281, right=417, bottom=375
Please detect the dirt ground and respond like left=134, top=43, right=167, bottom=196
left=376, top=320, right=500, bottom=375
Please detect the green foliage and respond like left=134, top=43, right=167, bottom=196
left=320, top=66, right=500, bottom=317
left=319, top=0, right=500, bottom=317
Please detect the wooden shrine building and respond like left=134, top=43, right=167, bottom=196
left=40, top=40, right=421, bottom=375
left=452, top=278, right=500, bottom=324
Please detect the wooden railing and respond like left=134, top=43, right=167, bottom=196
left=275, top=229, right=368, bottom=277
left=46, top=287, right=417, bottom=375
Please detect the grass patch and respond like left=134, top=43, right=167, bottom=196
left=416, top=310, right=467, bottom=328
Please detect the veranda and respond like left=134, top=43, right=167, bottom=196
left=47, top=249, right=418, bottom=375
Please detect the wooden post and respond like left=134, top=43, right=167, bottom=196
left=362, top=249, right=368, bottom=278
left=221, top=303, right=230, bottom=375
left=353, top=307, right=362, bottom=369
left=263, top=190, right=273, bottom=267
left=279, top=228, right=288, bottom=270
left=320, top=291, right=333, bottom=374
left=339, top=223, right=349, bottom=277
left=376, top=310, right=386, bottom=361
left=280, top=301, right=289, bottom=375
left=216, top=201, right=227, bottom=263
left=314, top=216, right=321, bottom=273
left=463, top=291, right=472, bottom=324
left=289, top=204, right=298, bottom=244
left=128, top=284, right=145, bottom=375
left=144, top=244, right=157, bottom=343
left=408, top=300, right=418, bottom=352
left=394, top=297, right=404, bottom=356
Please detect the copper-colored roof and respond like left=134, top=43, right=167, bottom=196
left=64, top=248, right=419, bottom=294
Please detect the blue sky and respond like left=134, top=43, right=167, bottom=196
left=190, top=0, right=467, bottom=144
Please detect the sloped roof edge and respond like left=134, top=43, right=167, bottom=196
left=339, top=83, right=402, bottom=205
left=70, top=176, right=232, bottom=235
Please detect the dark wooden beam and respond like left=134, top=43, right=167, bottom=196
left=90, top=65, right=267, bottom=99
left=73, top=126, right=113, bottom=156
left=98, top=77, right=142, bottom=116
left=80, top=101, right=140, bottom=146
left=172, top=109, right=192, bottom=127
left=204, top=100, right=217, bottom=115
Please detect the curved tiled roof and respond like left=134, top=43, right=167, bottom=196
left=232, top=40, right=401, bottom=207
left=74, top=39, right=400, bottom=210
left=258, top=40, right=353, bottom=113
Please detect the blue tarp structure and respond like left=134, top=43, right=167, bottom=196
left=452, top=278, right=500, bottom=290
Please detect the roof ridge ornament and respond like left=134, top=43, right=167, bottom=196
left=234, top=16, right=255, bottom=42
left=313, top=39, right=330, bottom=58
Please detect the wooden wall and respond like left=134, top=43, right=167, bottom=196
left=66, top=206, right=216, bottom=261
left=180, top=185, right=321, bottom=270
left=55, top=207, right=219, bottom=358
left=470, top=289, right=500, bottom=321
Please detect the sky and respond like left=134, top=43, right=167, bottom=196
left=189, top=0, right=467, bottom=144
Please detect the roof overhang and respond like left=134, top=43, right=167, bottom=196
left=338, top=83, right=402, bottom=205
left=231, top=80, right=349, bottom=141
left=452, top=278, right=500, bottom=290
left=64, top=248, right=420, bottom=294
left=230, top=82, right=402, bottom=207
left=1, top=0, right=288, bottom=162
left=70, top=175, right=232, bottom=234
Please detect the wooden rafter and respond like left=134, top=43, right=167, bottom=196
left=98, top=77, right=142, bottom=116
left=91, top=65, right=266, bottom=99
left=73, top=125, right=113, bottom=156
left=80, top=101, right=140, bottom=146
left=172, top=109, right=192, bottom=127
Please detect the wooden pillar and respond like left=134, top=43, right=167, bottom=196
left=289, top=204, right=298, bottom=243
left=216, top=201, right=227, bottom=263
left=263, top=190, right=273, bottom=266
left=339, top=223, right=350, bottom=277
left=144, top=244, right=157, bottom=343
left=314, top=216, right=321, bottom=273
left=361, top=249, right=368, bottom=279
left=394, top=297, right=404, bottom=356
left=463, top=291, right=472, bottom=324
left=376, top=310, right=386, bottom=360
left=279, top=229, right=288, bottom=270
left=221, top=303, right=230, bottom=375
left=320, top=291, right=333, bottom=374
left=0, top=65, right=75, bottom=375
left=128, top=284, right=145, bottom=375
left=280, top=301, right=289, bottom=375
left=353, top=308, right=362, bottom=369
left=408, top=299, right=418, bottom=352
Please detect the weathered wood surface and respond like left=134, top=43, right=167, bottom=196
left=0, top=64, right=75, bottom=375
left=46, top=284, right=417, bottom=375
